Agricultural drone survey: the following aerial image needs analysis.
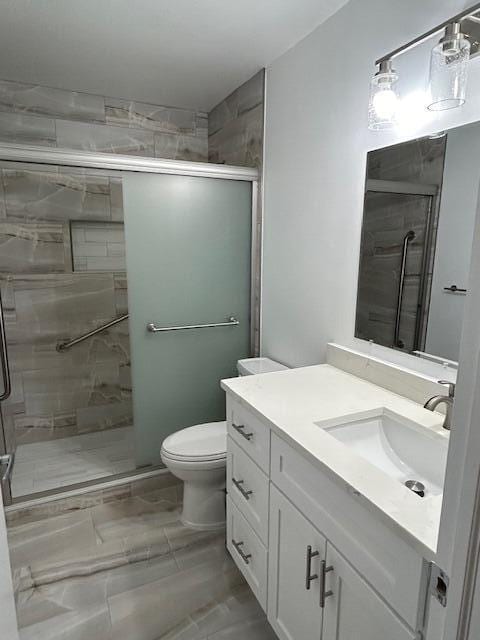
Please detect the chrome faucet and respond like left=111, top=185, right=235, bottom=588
left=424, top=381, right=455, bottom=431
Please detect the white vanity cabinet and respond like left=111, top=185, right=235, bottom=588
left=268, top=484, right=327, bottom=640
left=322, top=545, right=416, bottom=640
left=225, top=396, right=425, bottom=640
left=268, top=485, right=416, bottom=640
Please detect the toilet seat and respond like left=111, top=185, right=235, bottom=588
left=161, top=420, right=227, bottom=464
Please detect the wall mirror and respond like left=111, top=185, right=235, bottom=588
left=355, top=120, right=480, bottom=364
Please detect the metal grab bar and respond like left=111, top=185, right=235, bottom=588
left=394, top=230, right=415, bottom=349
left=57, top=314, right=129, bottom=352
left=0, top=290, right=12, bottom=401
left=147, top=316, right=239, bottom=333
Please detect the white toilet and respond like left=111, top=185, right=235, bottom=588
left=161, top=357, right=288, bottom=530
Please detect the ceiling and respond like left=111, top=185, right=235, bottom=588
left=0, top=0, right=349, bottom=112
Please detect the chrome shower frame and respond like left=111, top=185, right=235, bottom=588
left=0, top=143, right=261, bottom=506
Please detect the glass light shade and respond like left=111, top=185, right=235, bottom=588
left=428, top=26, right=470, bottom=111
left=368, top=65, right=399, bottom=130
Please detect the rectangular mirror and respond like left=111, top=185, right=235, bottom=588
left=355, top=121, right=479, bottom=364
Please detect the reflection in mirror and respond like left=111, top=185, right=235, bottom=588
left=356, top=121, right=479, bottom=363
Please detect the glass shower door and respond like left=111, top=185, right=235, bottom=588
left=123, top=173, right=252, bottom=467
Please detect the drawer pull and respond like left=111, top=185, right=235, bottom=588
left=232, top=539, right=252, bottom=565
left=305, top=545, right=319, bottom=590
left=232, top=477, right=253, bottom=500
left=319, top=560, right=334, bottom=608
left=232, top=423, right=253, bottom=441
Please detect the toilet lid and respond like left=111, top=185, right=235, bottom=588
left=161, top=421, right=227, bottom=461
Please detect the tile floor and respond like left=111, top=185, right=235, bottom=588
left=7, top=482, right=275, bottom=639
left=11, top=427, right=136, bottom=498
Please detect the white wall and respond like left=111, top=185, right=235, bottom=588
left=425, top=122, right=479, bottom=362
left=261, top=0, right=480, bottom=371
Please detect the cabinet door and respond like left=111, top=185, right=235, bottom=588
left=322, top=544, right=416, bottom=640
left=268, top=484, right=325, bottom=640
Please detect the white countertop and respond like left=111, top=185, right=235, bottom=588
left=221, top=364, right=448, bottom=559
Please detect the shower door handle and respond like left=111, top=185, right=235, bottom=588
left=0, top=290, right=11, bottom=401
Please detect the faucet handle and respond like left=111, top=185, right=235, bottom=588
left=438, top=380, right=455, bottom=397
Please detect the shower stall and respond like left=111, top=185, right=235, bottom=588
left=0, top=145, right=259, bottom=505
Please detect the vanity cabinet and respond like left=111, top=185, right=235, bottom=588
left=225, top=396, right=426, bottom=640
left=322, top=545, right=416, bottom=640
left=268, top=485, right=415, bottom=640
left=268, top=485, right=326, bottom=640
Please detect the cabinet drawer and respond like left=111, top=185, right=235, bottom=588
left=271, top=433, right=423, bottom=630
left=227, top=496, right=268, bottom=611
left=227, top=398, right=270, bottom=472
left=227, top=436, right=269, bottom=543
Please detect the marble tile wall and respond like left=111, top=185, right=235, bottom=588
left=71, top=221, right=126, bottom=272
left=208, top=70, right=265, bottom=355
left=0, top=79, right=208, bottom=161
left=0, top=164, right=132, bottom=451
left=208, top=70, right=264, bottom=169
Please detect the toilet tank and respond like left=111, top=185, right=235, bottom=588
left=237, top=357, right=289, bottom=376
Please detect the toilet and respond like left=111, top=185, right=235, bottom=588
left=161, top=357, right=288, bottom=530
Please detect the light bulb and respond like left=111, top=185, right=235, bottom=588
left=368, top=60, right=399, bottom=130
left=372, top=87, right=398, bottom=119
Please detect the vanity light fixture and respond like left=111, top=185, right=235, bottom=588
left=368, top=60, right=399, bottom=130
left=428, top=23, right=471, bottom=111
left=370, top=2, right=480, bottom=129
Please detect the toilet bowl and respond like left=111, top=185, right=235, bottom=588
left=160, top=357, right=288, bottom=530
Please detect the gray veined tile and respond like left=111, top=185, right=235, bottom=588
left=121, top=528, right=171, bottom=564
left=21, top=362, right=124, bottom=415
left=164, top=520, right=221, bottom=555
left=10, top=272, right=117, bottom=340
left=208, top=70, right=264, bottom=137
left=10, top=482, right=271, bottom=640
left=192, top=584, right=268, bottom=639
left=29, top=537, right=127, bottom=587
left=107, top=557, right=242, bottom=640
left=0, top=80, right=106, bottom=122
left=0, top=112, right=56, bottom=146
left=3, top=168, right=112, bottom=222
left=15, top=587, right=70, bottom=630
left=155, top=132, right=208, bottom=162
left=75, top=401, right=133, bottom=432
left=92, top=495, right=180, bottom=542
left=109, top=177, right=124, bottom=222
left=7, top=510, right=97, bottom=570
left=172, top=531, right=231, bottom=572
left=208, top=104, right=263, bottom=169
left=196, top=112, right=209, bottom=139
left=19, top=603, right=113, bottom=640
left=105, top=98, right=197, bottom=135
left=56, top=119, right=155, bottom=156
left=207, top=616, right=276, bottom=640
left=0, top=221, right=70, bottom=273
left=0, top=171, right=6, bottom=218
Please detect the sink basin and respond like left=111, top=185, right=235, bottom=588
left=321, top=409, right=448, bottom=497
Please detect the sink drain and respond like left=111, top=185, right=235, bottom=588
left=405, top=480, right=425, bottom=497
